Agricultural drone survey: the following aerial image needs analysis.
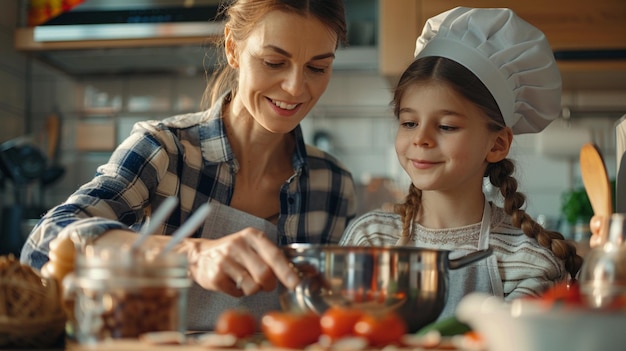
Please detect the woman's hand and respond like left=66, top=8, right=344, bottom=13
left=589, top=215, right=606, bottom=248
left=184, top=227, right=300, bottom=297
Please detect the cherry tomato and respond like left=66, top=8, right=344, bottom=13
left=540, top=280, right=583, bottom=307
left=320, top=306, right=364, bottom=340
left=353, top=312, right=407, bottom=347
left=215, top=309, right=257, bottom=339
left=261, top=311, right=321, bottom=349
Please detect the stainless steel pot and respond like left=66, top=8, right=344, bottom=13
left=278, top=244, right=492, bottom=333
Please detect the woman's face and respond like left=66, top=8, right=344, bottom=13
left=395, top=81, right=508, bottom=194
left=226, top=10, right=337, bottom=134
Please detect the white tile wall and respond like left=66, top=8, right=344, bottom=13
left=173, top=76, right=207, bottom=112
left=82, top=78, right=124, bottom=111
left=126, top=77, right=173, bottom=112
left=35, top=72, right=626, bottom=228
left=318, top=72, right=392, bottom=106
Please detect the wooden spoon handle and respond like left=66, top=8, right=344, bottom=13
left=580, top=143, right=612, bottom=243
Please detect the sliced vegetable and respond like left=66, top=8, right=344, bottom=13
left=416, top=315, right=472, bottom=337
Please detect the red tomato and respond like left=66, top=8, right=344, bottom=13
left=215, top=309, right=257, bottom=339
left=608, top=294, right=626, bottom=310
left=320, top=306, right=364, bottom=340
left=261, top=311, right=321, bottom=349
left=353, top=312, right=407, bottom=347
left=540, top=280, right=583, bottom=307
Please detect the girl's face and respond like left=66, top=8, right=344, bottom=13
left=226, top=10, right=337, bottom=134
left=395, top=81, right=510, bottom=195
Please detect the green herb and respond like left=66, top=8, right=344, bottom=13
left=560, top=180, right=615, bottom=225
left=560, top=187, right=593, bottom=225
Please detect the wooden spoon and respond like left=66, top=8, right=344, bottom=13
left=579, top=143, right=612, bottom=245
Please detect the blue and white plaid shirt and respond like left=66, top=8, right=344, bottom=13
left=21, top=94, right=356, bottom=269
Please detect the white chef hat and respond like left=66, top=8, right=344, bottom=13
left=414, top=7, right=561, bottom=134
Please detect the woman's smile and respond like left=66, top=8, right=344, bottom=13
left=270, top=98, right=298, bottom=110
left=267, top=97, right=302, bottom=116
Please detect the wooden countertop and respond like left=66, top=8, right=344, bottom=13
left=67, top=340, right=244, bottom=351
left=64, top=338, right=463, bottom=351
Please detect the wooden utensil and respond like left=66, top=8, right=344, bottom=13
left=579, top=143, right=612, bottom=245
left=41, top=113, right=65, bottom=186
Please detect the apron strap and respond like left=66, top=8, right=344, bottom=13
left=478, top=197, right=491, bottom=250
left=479, top=198, right=504, bottom=297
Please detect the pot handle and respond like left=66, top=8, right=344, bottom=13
left=449, top=248, right=493, bottom=270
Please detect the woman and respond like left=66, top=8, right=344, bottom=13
left=21, top=0, right=356, bottom=330
left=340, top=7, right=582, bottom=321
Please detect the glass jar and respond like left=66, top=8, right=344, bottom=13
left=68, top=245, right=191, bottom=344
left=578, top=213, right=626, bottom=308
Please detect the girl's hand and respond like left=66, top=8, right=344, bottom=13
left=589, top=215, right=605, bottom=248
left=184, top=228, right=299, bottom=297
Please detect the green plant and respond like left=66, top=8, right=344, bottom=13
left=560, top=187, right=593, bottom=225
left=560, top=180, right=616, bottom=225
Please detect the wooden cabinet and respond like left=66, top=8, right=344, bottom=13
left=378, top=0, right=626, bottom=90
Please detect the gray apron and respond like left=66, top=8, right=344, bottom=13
left=186, top=202, right=282, bottom=331
left=397, top=198, right=504, bottom=321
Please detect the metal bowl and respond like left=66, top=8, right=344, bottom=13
left=278, top=244, right=492, bottom=333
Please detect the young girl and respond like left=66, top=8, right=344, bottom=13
left=340, top=7, right=583, bottom=320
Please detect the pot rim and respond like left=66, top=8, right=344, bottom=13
left=283, top=243, right=492, bottom=270
left=282, top=243, right=452, bottom=254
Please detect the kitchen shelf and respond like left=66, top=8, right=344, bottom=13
left=378, top=0, right=626, bottom=91
left=15, top=0, right=380, bottom=76
left=558, top=61, right=626, bottom=91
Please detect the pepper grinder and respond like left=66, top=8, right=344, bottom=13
left=578, top=213, right=626, bottom=308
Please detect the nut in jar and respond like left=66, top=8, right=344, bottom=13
left=66, top=245, right=191, bottom=344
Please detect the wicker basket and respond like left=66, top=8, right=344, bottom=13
left=0, top=255, right=67, bottom=348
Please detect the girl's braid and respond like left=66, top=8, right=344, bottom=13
left=487, top=159, right=583, bottom=279
left=394, top=184, right=421, bottom=239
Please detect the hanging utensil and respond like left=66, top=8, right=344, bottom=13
left=41, top=113, right=65, bottom=186
left=580, top=143, right=613, bottom=245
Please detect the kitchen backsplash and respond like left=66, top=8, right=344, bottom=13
left=19, top=63, right=624, bottom=232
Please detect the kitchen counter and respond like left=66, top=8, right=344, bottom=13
left=59, top=337, right=466, bottom=351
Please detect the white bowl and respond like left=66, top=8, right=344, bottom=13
left=456, top=293, right=626, bottom=351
